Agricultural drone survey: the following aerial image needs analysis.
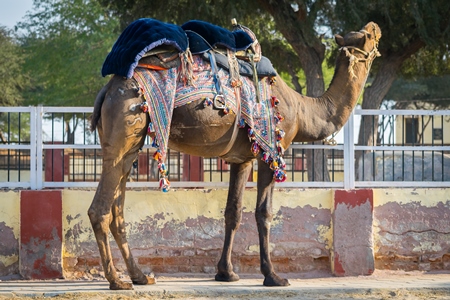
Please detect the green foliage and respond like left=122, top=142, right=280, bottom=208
left=18, top=0, right=120, bottom=106
left=328, top=0, right=450, bottom=107
left=0, top=26, right=30, bottom=106
left=98, top=0, right=262, bottom=29
left=388, top=45, right=450, bottom=108
left=281, top=38, right=336, bottom=93
left=330, top=0, right=450, bottom=51
left=400, top=46, right=450, bottom=78
left=3, top=0, right=448, bottom=110
left=386, top=75, right=450, bottom=109
left=329, top=0, right=450, bottom=73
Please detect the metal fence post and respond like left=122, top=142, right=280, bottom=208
left=29, top=106, right=37, bottom=190
left=343, top=110, right=355, bottom=189
left=36, top=106, right=44, bottom=190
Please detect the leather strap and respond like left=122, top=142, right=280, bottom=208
left=218, top=50, right=242, bottom=157
left=218, top=86, right=241, bottom=157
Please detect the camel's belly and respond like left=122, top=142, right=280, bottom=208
left=167, top=101, right=237, bottom=156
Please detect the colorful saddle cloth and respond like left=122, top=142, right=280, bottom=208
left=132, top=56, right=287, bottom=191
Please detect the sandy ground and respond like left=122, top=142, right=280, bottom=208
left=0, top=270, right=449, bottom=300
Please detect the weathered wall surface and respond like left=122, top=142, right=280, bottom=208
left=0, top=191, right=19, bottom=276
left=373, top=189, right=450, bottom=271
left=1, top=188, right=449, bottom=279
left=20, top=190, right=63, bottom=279
left=61, top=189, right=332, bottom=276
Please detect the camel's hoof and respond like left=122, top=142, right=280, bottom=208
left=215, top=271, right=240, bottom=282
left=110, top=280, right=133, bottom=290
left=132, top=275, right=157, bottom=285
left=263, top=273, right=290, bottom=287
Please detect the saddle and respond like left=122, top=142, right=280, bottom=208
left=101, top=18, right=274, bottom=79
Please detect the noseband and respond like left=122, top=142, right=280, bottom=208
left=339, top=26, right=381, bottom=78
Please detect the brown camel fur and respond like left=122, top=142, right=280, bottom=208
left=88, top=22, right=381, bottom=290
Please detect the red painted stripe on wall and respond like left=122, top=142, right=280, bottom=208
left=20, top=190, right=63, bottom=279
left=332, top=189, right=374, bottom=276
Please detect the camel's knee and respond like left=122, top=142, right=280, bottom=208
left=109, top=217, right=126, bottom=235
left=224, top=205, right=242, bottom=230
left=88, top=207, right=111, bottom=232
left=255, top=208, right=273, bottom=225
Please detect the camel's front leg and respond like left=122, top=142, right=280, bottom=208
left=109, top=168, right=156, bottom=286
left=256, top=160, right=290, bottom=286
left=215, top=161, right=253, bottom=282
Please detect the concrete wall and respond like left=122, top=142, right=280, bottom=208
left=374, top=189, right=450, bottom=271
left=0, top=188, right=449, bottom=279
left=0, top=191, right=19, bottom=277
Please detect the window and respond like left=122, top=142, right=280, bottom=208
left=433, top=128, right=443, bottom=141
left=405, top=117, right=418, bottom=144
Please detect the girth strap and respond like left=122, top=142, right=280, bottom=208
left=217, top=49, right=242, bottom=157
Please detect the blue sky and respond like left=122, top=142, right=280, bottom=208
left=0, top=0, right=34, bottom=28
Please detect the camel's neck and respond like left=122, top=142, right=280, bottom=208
left=288, top=49, right=374, bottom=143
left=322, top=49, right=372, bottom=123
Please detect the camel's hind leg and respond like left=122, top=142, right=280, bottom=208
left=88, top=78, right=149, bottom=290
left=109, top=172, right=156, bottom=286
left=215, top=161, right=253, bottom=282
left=89, top=155, right=138, bottom=290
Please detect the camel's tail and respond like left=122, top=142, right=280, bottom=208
left=90, top=82, right=110, bottom=132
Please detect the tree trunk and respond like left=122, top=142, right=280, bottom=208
left=0, top=131, right=6, bottom=144
left=299, top=48, right=330, bottom=182
left=65, top=118, right=79, bottom=144
left=256, top=0, right=329, bottom=181
left=287, top=64, right=303, bottom=94
left=355, top=39, right=425, bottom=180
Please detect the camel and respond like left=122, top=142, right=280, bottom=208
left=88, top=21, right=381, bottom=290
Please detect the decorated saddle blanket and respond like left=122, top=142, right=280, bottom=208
left=102, top=18, right=257, bottom=78
left=132, top=56, right=287, bottom=191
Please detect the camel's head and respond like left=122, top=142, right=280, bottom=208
left=335, top=22, right=381, bottom=60
left=334, top=22, right=381, bottom=78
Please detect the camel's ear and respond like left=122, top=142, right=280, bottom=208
left=335, top=34, right=345, bottom=47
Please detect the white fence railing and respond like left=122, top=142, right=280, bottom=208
left=1, top=106, right=449, bottom=190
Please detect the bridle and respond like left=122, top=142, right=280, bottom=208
left=339, top=26, right=381, bottom=78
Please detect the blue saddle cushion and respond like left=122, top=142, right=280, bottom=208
left=181, top=20, right=254, bottom=54
left=102, top=18, right=188, bottom=78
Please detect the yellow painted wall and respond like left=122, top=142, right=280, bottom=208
left=59, top=187, right=449, bottom=261
left=0, top=191, right=20, bottom=270
left=2, top=187, right=448, bottom=276
left=60, top=188, right=333, bottom=256
left=59, top=188, right=335, bottom=274
left=373, top=188, right=450, bottom=207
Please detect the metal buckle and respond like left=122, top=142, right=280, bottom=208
left=213, top=94, right=226, bottom=109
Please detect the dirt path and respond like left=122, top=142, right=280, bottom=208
left=0, top=271, right=449, bottom=300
